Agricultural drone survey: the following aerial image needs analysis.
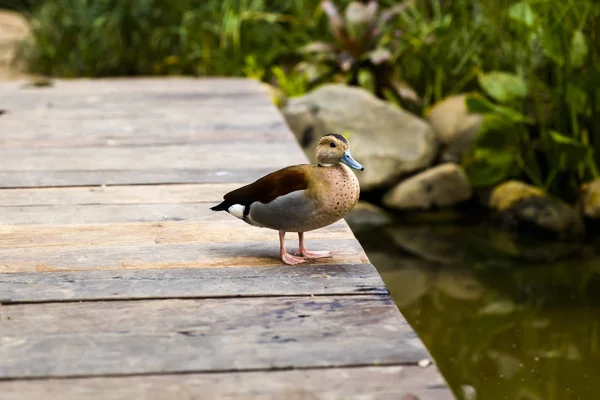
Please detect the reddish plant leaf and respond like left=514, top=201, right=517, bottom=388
left=321, top=1, right=345, bottom=43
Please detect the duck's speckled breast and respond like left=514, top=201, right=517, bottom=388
left=303, top=164, right=360, bottom=231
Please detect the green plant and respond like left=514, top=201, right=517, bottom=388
left=0, top=0, right=42, bottom=11
left=17, top=0, right=323, bottom=77
left=270, top=65, right=308, bottom=97
left=461, top=0, right=600, bottom=202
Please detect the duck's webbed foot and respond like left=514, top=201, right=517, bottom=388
left=279, top=231, right=307, bottom=265
left=294, top=232, right=333, bottom=259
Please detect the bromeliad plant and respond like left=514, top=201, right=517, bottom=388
left=295, top=0, right=420, bottom=109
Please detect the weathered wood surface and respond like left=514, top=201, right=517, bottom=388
left=0, top=264, right=386, bottom=303
left=0, top=78, right=453, bottom=399
left=0, top=142, right=306, bottom=171
left=0, top=296, right=427, bottom=378
left=0, top=238, right=368, bottom=274
left=0, top=184, right=238, bottom=205
left=0, top=221, right=355, bottom=248
left=1, top=366, right=452, bottom=400
left=0, top=168, right=277, bottom=188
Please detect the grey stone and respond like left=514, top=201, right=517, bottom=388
left=344, top=201, right=393, bottom=231
left=280, top=84, right=439, bottom=190
left=433, top=269, right=484, bottom=301
left=281, top=102, right=326, bottom=153
left=384, top=224, right=468, bottom=265
left=372, top=253, right=436, bottom=308
left=489, top=180, right=584, bottom=239
left=426, top=94, right=483, bottom=162
left=382, top=163, right=472, bottom=210
left=580, top=179, right=600, bottom=219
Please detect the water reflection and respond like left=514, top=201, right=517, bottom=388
left=347, top=216, right=600, bottom=400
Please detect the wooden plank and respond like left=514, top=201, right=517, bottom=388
left=0, top=202, right=256, bottom=224
left=0, top=142, right=306, bottom=172
left=0, top=238, right=368, bottom=273
left=0, top=126, right=291, bottom=149
left=0, top=113, right=286, bottom=134
left=0, top=220, right=355, bottom=249
left=0, top=296, right=430, bottom=379
left=3, top=92, right=272, bottom=107
left=0, top=107, right=279, bottom=123
left=0, top=168, right=278, bottom=188
left=0, top=201, right=358, bottom=226
left=0, top=263, right=386, bottom=303
left=0, top=366, right=453, bottom=400
left=0, top=77, right=268, bottom=95
left=0, top=184, right=243, bottom=206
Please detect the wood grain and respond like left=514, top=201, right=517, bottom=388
left=0, top=114, right=291, bottom=148
left=0, top=296, right=430, bottom=379
left=0, top=220, right=355, bottom=249
left=0, top=366, right=453, bottom=400
left=0, top=127, right=291, bottom=149
left=0, top=108, right=281, bottom=125
left=0, top=184, right=246, bottom=206
left=0, top=238, right=369, bottom=273
left=0, top=142, right=307, bottom=171
left=0, top=168, right=279, bottom=188
left=0, top=203, right=226, bottom=224
left=0, top=77, right=268, bottom=96
left=0, top=263, right=386, bottom=303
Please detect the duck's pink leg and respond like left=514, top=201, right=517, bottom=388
left=295, top=232, right=332, bottom=259
left=279, top=231, right=307, bottom=265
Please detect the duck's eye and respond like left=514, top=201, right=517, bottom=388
left=330, top=142, right=336, bottom=148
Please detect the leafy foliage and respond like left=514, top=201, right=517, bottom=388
left=0, top=0, right=42, bottom=11
left=17, top=0, right=327, bottom=77
left=460, top=0, right=600, bottom=201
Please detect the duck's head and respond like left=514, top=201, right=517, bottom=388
left=315, top=133, right=364, bottom=171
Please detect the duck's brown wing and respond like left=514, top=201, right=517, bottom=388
left=210, top=165, right=310, bottom=211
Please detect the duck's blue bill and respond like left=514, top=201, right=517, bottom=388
left=340, top=150, right=365, bottom=171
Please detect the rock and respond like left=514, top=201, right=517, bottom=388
left=434, top=268, right=484, bottom=301
left=0, top=10, right=31, bottom=79
left=580, top=179, right=600, bottom=219
left=384, top=224, right=469, bottom=264
left=281, top=102, right=327, bottom=152
left=281, top=84, right=439, bottom=190
left=426, top=94, right=483, bottom=162
left=373, top=254, right=435, bottom=308
left=382, top=163, right=472, bottom=210
left=472, top=227, right=582, bottom=263
left=489, top=181, right=584, bottom=239
left=344, top=201, right=393, bottom=231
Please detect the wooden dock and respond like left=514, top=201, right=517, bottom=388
left=0, top=78, right=453, bottom=399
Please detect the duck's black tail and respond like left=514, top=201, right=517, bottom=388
left=210, top=201, right=230, bottom=211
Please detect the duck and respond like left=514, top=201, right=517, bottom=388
left=210, top=133, right=364, bottom=265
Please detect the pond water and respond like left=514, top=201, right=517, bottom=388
left=346, top=211, right=600, bottom=400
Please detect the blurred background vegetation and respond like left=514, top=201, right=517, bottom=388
left=3, top=0, right=600, bottom=202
